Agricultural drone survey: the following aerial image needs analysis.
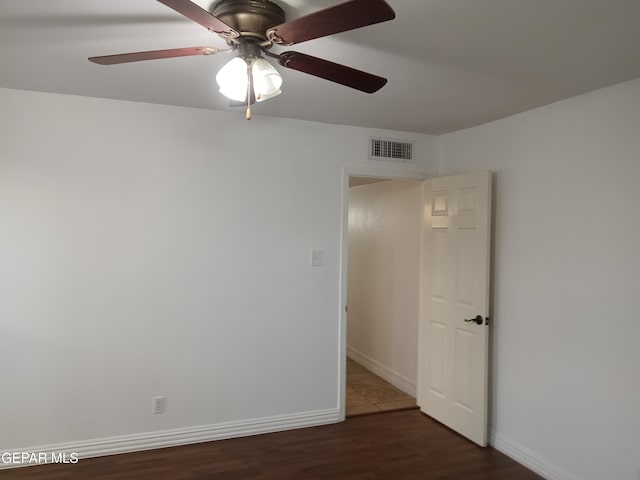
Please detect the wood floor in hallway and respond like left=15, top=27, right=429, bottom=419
left=0, top=409, right=542, bottom=480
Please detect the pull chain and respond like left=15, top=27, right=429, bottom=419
left=246, top=61, right=253, bottom=121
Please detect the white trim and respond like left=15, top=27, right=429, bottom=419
left=347, top=345, right=417, bottom=397
left=0, top=408, right=340, bottom=470
left=337, top=167, right=350, bottom=422
left=343, top=165, right=430, bottom=181
left=490, top=431, right=582, bottom=480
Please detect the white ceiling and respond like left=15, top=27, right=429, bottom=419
left=1, top=0, right=640, bottom=134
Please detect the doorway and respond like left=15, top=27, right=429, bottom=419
left=340, top=169, right=493, bottom=446
left=343, top=174, right=423, bottom=416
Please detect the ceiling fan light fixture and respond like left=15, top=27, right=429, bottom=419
left=89, top=0, right=395, bottom=115
left=216, top=56, right=282, bottom=103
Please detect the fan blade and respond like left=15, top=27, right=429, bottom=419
left=278, top=52, right=387, bottom=93
left=267, top=0, right=395, bottom=46
left=157, top=0, right=238, bottom=36
left=89, top=47, right=220, bottom=65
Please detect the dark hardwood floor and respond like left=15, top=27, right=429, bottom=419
left=1, top=410, right=541, bottom=479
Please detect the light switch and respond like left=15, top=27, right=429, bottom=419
left=311, top=250, right=323, bottom=267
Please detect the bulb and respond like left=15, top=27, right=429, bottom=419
left=216, top=57, right=249, bottom=102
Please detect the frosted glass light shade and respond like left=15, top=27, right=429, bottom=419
left=216, top=57, right=249, bottom=102
left=252, top=58, right=282, bottom=102
left=216, top=57, right=283, bottom=103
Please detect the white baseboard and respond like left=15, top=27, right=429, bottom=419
left=490, top=431, right=582, bottom=480
left=347, top=345, right=416, bottom=397
left=0, top=408, right=340, bottom=470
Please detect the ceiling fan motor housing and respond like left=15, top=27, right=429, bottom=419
left=212, top=0, right=285, bottom=40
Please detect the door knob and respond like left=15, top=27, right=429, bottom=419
left=464, top=315, right=484, bottom=325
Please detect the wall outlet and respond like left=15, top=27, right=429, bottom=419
left=311, top=250, right=323, bottom=266
left=152, top=396, right=166, bottom=414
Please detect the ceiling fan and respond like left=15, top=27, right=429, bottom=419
left=89, top=0, right=396, bottom=119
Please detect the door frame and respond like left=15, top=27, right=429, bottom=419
left=337, top=165, right=430, bottom=420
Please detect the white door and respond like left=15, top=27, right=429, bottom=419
left=417, top=171, right=492, bottom=446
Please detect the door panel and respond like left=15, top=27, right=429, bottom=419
left=454, top=327, right=473, bottom=410
left=431, top=229, right=447, bottom=299
left=428, top=320, right=446, bottom=397
left=418, top=171, right=492, bottom=446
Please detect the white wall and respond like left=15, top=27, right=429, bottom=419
left=438, top=78, right=640, bottom=480
left=5, top=77, right=638, bottom=478
left=347, top=180, right=421, bottom=395
left=0, top=87, right=437, bottom=456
